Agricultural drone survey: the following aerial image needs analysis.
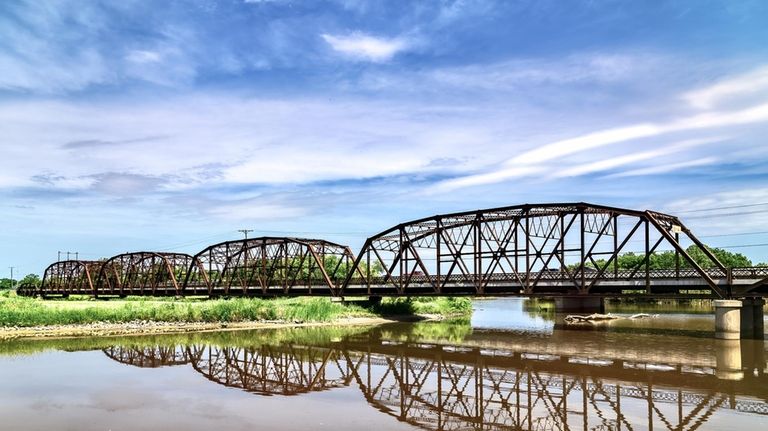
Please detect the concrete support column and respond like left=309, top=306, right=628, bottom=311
left=714, top=300, right=741, bottom=340
left=554, top=297, right=605, bottom=313
left=741, top=298, right=765, bottom=339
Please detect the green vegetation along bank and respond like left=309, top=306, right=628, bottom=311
left=0, top=292, right=472, bottom=339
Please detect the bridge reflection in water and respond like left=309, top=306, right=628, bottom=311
left=103, top=327, right=768, bottom=431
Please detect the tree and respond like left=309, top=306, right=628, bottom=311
left=18, top=273, right=41, bottom=288
left=584, top=245, right=753, bottom=271
left=0, top=278, right=14, bottom=290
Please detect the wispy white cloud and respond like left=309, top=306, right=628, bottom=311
left=550, top=137, right=721, bottom=178
left=608, top=157, right=718, bottom=178
left=430, top=166, right=545, bottom=193
left=357, top=53, right=660, bottom=93
left=511, top=103, right=768, bottom=166
left=125, top=50, right=163, bottom=64
left=322, top=32, right=409, bottom=62
left=683, top=65, right=768, bottom=109
left=0, top=95, right=500, bottom=195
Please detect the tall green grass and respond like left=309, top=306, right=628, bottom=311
left=373, top=297, right=473, bottom=316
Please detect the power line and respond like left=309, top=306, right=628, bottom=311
left=684, top=209, right=768, bottom=220
left=700, top=230, right=768, bottom=238
left=674, top=202, right=768, bottom=213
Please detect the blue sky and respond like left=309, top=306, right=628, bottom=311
left=1, top=0, right=768, bottom=276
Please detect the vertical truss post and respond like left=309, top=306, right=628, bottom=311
left=675, top=232, right=680, bottom=279
left=436, top=221, right=442, bottom=294
left=525, top=215, right=530, bottom=291
left=560, top=214, right=566, bottom=277
left=580, top=210, right=586, bottom=292
left=399, top=228, right=404, bottom=294
left=613, top=215, right=619, bottom=278
left=366, top=249, right=371, bottom=290
left=645, top=218, right=651, bottom=293
left=475, top=214, right=482, bottom=293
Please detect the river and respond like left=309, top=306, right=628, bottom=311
left=0, top=298, right=766, bottom=430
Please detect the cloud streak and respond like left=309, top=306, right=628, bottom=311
left=322, top=32, right=409, bottom=62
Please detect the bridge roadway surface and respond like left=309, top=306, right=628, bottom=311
left=102, top=327, right=768, bottom=431
left=28, top=268, right=768, bottom=298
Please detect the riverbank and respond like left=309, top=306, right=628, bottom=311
left=0, top=293, right=472, bottom=339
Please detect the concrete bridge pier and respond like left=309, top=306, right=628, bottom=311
left=714, top=300, right=742, bottom=340
left=714, top=299, right=765, bottom=340
left=554, top=297, right=605, bottom=313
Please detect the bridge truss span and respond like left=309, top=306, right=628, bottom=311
left=38, top=260, right=103, bottom=297
left=28, top=202, right=768, bottom=298
left=343, top=202, right=752, bottom=298
left=183, top=237, right=364, bottom=296
left=95, top=252, right=196, bottom=297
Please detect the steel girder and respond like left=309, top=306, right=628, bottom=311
left=343, top=202, right=733, bottom=298
left=40, top=260, right=102, bottom=296
left=183, top=237, right=363, bottom=296
left=95, top=252, right=195, bottom=296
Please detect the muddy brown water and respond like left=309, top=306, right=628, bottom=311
left=1, top=298, right=766, bottom=430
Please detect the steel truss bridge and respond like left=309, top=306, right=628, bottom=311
left=20, top=203, right=768, bottom=299
left=102, top=332, right=768, bottom=431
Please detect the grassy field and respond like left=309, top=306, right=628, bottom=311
left=0, top=291, right=472, bottom=327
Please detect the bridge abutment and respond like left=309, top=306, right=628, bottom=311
left=554, top=297, right=604, bottom=313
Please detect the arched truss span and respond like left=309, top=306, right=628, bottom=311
left=95, top=252, right=195, bottom=296
left=343, top=202, right=752, bottom=298
left=40, top=260, right=102, bottom=296
left=183, top=237, right=363, bottom=296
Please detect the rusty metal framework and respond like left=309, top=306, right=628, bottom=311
left=30, top=203, right=768, bottom=298
left=95, top=252, right=195, bottom=297
left=40, top=260, right=102, bottom=296
left=343, top=202, right=765, bottom=298
left=184, top=237, right=363, bottom=296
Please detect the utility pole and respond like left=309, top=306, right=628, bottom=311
left=8, top=266, right=14, bottom=290
left=238, top=229, right=254, bottom=240
left=60, top=251, right=78, bottom=261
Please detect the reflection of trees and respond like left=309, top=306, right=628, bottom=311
left=103, top=337, right=768, bottom=430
